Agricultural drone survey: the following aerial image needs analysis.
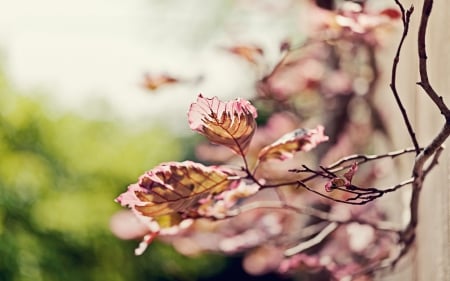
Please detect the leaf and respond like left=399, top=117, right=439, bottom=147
left=343, top=162, right=358, bottom=182
left=324, top=162, right=358, bottom=192
left=142, top=73, right=179, bottom=91
left=379, top=8, right=401, bottom=20
left=115, top=161, right=234, bottom=219
left=188, top=94, right=258, bottom=155
left=257, top=125, right=329, bottom=162
left=225, top=45, right=264, bottom=64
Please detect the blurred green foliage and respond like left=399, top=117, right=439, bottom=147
left=0, top=69, right=225, bottom=281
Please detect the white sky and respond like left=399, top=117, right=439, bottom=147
left=0, top=0, right=295, bottom=130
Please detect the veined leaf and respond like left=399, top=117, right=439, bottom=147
left=115, top=161, right=234, bottom=218
left=188, top=94, right=258, bottom=155
left=257, top=125, right=328, bottom=162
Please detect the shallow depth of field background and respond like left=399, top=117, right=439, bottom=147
left=0, top=1, right=300, bottom=280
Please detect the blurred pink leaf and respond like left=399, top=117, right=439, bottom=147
left=141, top=73, right=179, bottom=91
left=188, top=94, right=258, bottom=155
left=379, top=8, right=401, bottom=20
left=224, top=45, right=264, bottom=64
left=109, top=210, right=150, bottom=240
left=198, top=180, right=260, bottom=219
left=257, top=125, right=329, bottom=162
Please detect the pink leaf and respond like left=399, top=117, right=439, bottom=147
left=324, top=162, right=358, bottom=192
left=343, top=162, right=358, bottom=182
left=257, top=125, right=329, bottom=162
left=188, top=94, right=258, bottom=155
left=379, top=8, right=401, bottom=20
left=109, top=210, right=150, bottom=240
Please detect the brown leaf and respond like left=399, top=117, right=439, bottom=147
left=116, top=161, right=234, bottom=218
left=225, top=45, right=264, bottom=64
left=142, top=73, right=179, bottom=91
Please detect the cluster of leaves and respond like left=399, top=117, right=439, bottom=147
left=115, top=0, right=450, bottom=280
left=116, top=93, right=328, bottom=248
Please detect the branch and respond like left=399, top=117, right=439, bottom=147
left=289, top=147, right=419, bottom=176
left=380, top=177, right=414, bottom=194
left=401, top=0, right=450, bottom=250
left=417, top=0, right=450, bottom=118
left=325, top=147, right=419, bottom=172
left=390, top=1, right=420, bottom=153
left=423, top=145, right=444, bottom=176
left=403, top=122, right=450, bottom=243
left=334, top=178, right=413, bottom=203
left=260, top=148, right=418, bottom=205
left=389, top=0, right=450, bottom=270
left=347, top=1, right=450, bottom=276
left=295, top=181, right=379, bottom=205
left=284, top=222, right=339, bottom=256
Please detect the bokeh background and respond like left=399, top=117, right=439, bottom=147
left=0, top=0, right=301, bottom=280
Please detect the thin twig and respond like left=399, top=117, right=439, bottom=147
left=390, top=1, right=420, bottom=153
left=423, top=145, right=444, bottom=176
left=325, top=147, right=419, bottom=171
left=295, top=181, right=377, bottom=205
left=289, top=147, right=419, bottom=176
left=381, top=177, right=414, bottom=193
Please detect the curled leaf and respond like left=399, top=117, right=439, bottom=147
left=343, top=162, right=358, bottom=182
left=257, top=125, right=329, bottom=162
left=324, top=162, right=358, bottom=192
left=115, top=161, right=234, bottom=219
left=188, top=94, right=258, bottom=155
